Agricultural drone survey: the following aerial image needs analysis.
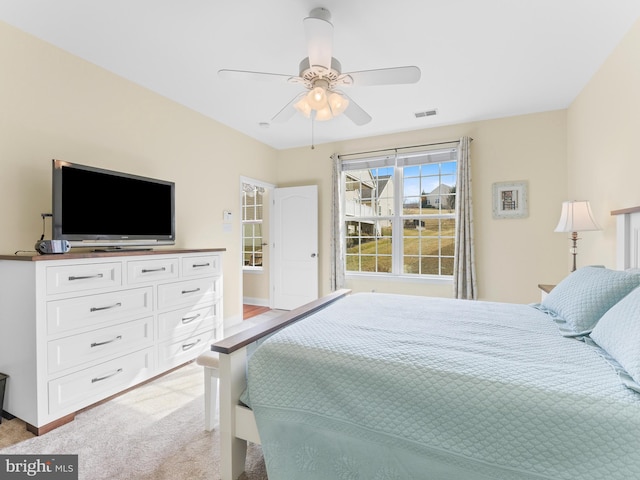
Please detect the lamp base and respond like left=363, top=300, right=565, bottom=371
left=570, top=231, right=579, bottom=272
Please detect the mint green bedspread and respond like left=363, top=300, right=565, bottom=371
left=244, top=293, right=640, bottom=480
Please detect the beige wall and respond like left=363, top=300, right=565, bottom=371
left=8, top=13, right=636, bottom=314
left=0, top=21, right=279, bottom=324
left=277, top=110, right=569, bottom=304
left=567, top=17, right=640, bottom=271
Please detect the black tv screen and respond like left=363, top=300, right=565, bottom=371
left=52, top=159, right=175, bottom=248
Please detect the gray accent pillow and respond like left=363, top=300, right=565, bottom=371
left=541, top=266, right=640, bottom=336
left=590, top=286, right=640, bottom=384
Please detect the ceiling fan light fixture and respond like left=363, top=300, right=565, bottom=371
left=315, top=105, right=333, bottom=121
left=328, top=91, right=349, bottom=115
left=294, top=97, right=312, bottom=118
left=307, top=86, right=327, bottom=110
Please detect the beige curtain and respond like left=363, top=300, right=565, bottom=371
left=330, top=153, right=346, bottom=291
left=453, top=136, right=477, bottom=299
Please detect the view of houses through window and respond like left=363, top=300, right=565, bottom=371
left=342, top=147, right=457, bottom=277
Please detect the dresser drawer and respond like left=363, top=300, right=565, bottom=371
left=157, top=277, right=219, bottom=310
left=48, top=317, right=154, bottom=374
left=48, top=348, right=154, bottom=415
left=127, top=257, right=179, bottom=284
left=46, top=262, right=122, bottom=295
left=157, top=329, right=214, bottom=371
left=181, top=254, right=220, bottom=277
left=157, top=303, right=218, bottom=341
left=47, top=287, right=153, bottom=335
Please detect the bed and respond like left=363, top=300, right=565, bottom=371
left=211, top=206, right=640, bottom=480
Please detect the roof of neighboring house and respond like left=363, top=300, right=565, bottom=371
left=376, top=175, right=392, bottom=194
left=425, top=184, right=453, bottom=196
left=345, top=170, right=375, bottom=190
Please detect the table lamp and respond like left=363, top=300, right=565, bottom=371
left=554, top=200, right=601, bottom=272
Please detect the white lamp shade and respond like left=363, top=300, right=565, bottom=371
left=554, top=200, right=601, bottom=233
left=314, top=105, right=333, bottom=121
left=328, top=91, right=349, bottom=115
left=294, top=97, right=312, bottom=118
left=306, top=86, right=327, bottom=110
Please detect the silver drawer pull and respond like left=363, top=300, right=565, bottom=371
left=91, top=368, right=123, bottom=383
left=181, top=288, right=201, bottom=295
left=90, top=302, right=122, bottom=312
left=181, top=313, right=201, bottom=324
left=141, top=267, right=166, bottom=273
left=91, top=335, right=122, bottom=348
left=192, top=263, right=210, bottom=268
left=69, top=273, right=104, bottom=281
left=181, top=339, right=202, bottom=351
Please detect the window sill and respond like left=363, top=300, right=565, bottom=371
left=243, top=267, right=264, bottom=275
left=346, top=273, right=453, bottom=285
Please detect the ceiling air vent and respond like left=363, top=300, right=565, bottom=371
left=414, top=109, right=438, bottom=118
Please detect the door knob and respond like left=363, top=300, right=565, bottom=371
left=311, top=253, right=317, bottom=258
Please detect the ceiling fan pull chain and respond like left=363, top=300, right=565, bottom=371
left=311, top=112, right=315, bottom=150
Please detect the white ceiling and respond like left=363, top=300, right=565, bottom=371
left=1, top=0, right=639, bottom=150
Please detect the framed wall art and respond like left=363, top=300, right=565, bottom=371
left=492, top=181, right=528, bottom=219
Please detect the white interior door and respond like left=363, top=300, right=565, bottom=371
left=272, top=185, right=318, bottom=310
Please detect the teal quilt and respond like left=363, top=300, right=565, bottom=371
left=245, top=293, right=640, bottom=480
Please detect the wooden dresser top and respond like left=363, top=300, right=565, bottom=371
left=0, top=248, right=226, bottom=262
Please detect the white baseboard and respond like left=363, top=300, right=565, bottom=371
left=242, top=297, right=269, bottom=307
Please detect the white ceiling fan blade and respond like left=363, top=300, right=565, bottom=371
left=340, top=93, right=372, bottom=126
left=303, top=8, right=333, bottom=71
left=341, top=66, right=421, bottom=87
left=271, top=93, right=305, bottom=123
left=218, top=69, right=295, bottom=83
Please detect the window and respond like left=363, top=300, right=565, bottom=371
left=342, top=146, right=457, bottom=277
left=242, top=183, right=265, bottom=269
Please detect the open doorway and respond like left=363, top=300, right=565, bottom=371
left=240, top=177, right=274, bottom=318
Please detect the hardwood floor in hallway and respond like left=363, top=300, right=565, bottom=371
left=243, top=304, right=270, bottom=320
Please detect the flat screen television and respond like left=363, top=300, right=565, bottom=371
left=52, top=159, right=175, bottom=249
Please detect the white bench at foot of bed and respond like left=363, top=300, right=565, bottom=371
left=212, top=289, right=351, bottom=480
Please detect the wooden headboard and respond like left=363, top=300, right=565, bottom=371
left=612, top=206, right=640, bottom=270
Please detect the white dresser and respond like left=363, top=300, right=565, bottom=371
left=0, top=248, right=224, bottom=434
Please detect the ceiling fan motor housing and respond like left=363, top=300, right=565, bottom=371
left=307, top=7, right=331, bottom=22
left=297, top=57, right=350, bottom=89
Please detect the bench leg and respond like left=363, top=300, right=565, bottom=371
left=219, top=350, right=248, bottom=480
left=203, top=367, right=219, bottom=432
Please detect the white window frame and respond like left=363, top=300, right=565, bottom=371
left=341, top=146, right=457, bottom=280
left=241, top=180, right=266, bottom=272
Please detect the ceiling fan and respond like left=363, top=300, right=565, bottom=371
left=218, top=7, right=421, bottom=126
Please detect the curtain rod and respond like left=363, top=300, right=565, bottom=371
left=337, top=138, right=472, bottom=160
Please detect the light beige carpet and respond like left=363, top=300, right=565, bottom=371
left=0, top=415, right=33, bottom=448
left=0, top=362, right=267, bottom=480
